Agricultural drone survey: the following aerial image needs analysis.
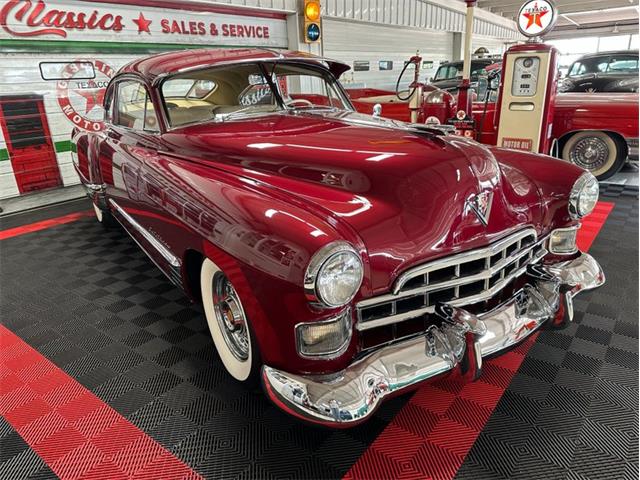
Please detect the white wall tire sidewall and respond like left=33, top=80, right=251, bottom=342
left=93, top=202, right=103, bottom=223
left=563, top=131, right=618, bottom=178
left=200, top=258, right=252, bottom=382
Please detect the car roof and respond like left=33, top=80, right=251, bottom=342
left=119, top=48, right=351, bottom=84
left=576, top=49, right=639, bottom=59
left=440, top=58, right=494, bottom=66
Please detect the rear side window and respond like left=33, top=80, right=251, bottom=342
left=608, top=56, right=638, bottom=73
left=39, top=62, right=95, bottom=81
left=114, top=80, right=159, bottom=132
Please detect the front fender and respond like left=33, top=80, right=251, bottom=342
left=142, top=153, right=364, bottom=375
left=490, top=147, right=585, bottom=231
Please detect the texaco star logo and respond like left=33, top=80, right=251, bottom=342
left=57, top=60, right=115, bottom=131
left=517, top=0, right=557, bottom=38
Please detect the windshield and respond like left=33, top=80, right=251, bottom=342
left=433, top=62, right=491, bottom=82
left=161, top=62, right=352, bottom=128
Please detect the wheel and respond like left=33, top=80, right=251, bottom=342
left=92, top=201, right=117, bottom=228
left=562, top=131, right=625, bottom=181
left=200, top=258, right=260, bottom=382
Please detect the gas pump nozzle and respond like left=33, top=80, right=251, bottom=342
left=395, top=52, right=424, bottom=124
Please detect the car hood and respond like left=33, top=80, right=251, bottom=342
left=163, top=111, right=543, bottom=292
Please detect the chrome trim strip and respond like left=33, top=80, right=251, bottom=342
left=262, top=253, right=605, bottom=427
left=109, top=199, right=181, bottom=268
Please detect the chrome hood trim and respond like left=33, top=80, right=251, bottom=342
left=262, top=253, right=604, bottom=427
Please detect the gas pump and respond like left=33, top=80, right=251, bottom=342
left=395, top=52, right=423, bottom=124
left=495, top=0, right=559, bottom=154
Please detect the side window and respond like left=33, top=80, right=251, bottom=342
left=608, top=56, right=639, bottom=73
left=103, top=85, right=114, bottom=123
left=114, top=80, right=159, bottom=132
left=568, top=62, right=582, bottom=76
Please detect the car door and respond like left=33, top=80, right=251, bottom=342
left=601, top=54, right=639, bottom=91
left=100, top=78, right=177, bottom=276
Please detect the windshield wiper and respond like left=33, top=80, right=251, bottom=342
left=213, top=106, right=262, bottom=123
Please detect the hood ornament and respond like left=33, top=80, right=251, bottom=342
left=467, top=190, right=493, bottom=226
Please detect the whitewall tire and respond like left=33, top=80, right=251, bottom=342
left=562, top=131, right=625, bottom=180
left=200, top=258, right=257, bottom=382
left=92, top=201, right=116, bottom=228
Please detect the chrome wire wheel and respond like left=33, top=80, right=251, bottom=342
left=562, top=131, right=622, bottom=180
left=570, top=136, right=610, bottom=171
left=200, top=258, right=255, bottom=382
left=212, top=272, right=250, bottom=361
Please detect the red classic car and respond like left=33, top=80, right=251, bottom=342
left=73, top=48, right=604, bottom=426
left=350, top=65, right=639, bottom=180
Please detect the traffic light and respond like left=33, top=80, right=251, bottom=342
left=303, top=0, right=321, bottom=43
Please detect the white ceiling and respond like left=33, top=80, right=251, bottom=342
left=477, top=0, right=639, bottom=39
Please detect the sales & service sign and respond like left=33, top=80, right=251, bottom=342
left=0, top=0, right=288, bottom=47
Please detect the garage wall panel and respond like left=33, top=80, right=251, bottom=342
left=324, top=0, right=520, bottom=39
left=323, top=19, right=453, bottom=89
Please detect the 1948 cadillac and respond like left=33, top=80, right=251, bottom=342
left=73, top=48, right=604, bottom=426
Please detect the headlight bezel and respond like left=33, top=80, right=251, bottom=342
left=569, top=172, right=599, bottom=220
left=304, top=241, right=364, bottom=308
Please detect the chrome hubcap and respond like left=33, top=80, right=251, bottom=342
left=212, top=273, right=249, bottom=361
left=570, top=137, right=609, bottom=171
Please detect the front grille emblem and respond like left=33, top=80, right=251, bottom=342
left=467, top=190, right=493, bottom=226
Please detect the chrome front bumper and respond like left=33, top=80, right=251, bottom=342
left=262, top=253, right=604, bottom=426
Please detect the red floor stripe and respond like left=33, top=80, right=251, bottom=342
left=576, top=201, right=614, bottom=252
left=0, top=211, right=94, bottom=241
left=344, top=201, right=614, bottom=480
left=0, top=325, right=203, bottom=480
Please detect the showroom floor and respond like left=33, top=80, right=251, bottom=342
left=0, top=190, right=637, bottom=480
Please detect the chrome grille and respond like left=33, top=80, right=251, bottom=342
left=356, top=228, right=546, bottom=331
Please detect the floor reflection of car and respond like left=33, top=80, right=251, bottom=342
left=559, top=50, right=639, bottom=93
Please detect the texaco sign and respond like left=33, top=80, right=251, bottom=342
left=517, top=0, right=557, bottom=38
left=57, top=60, right=115, bottom=131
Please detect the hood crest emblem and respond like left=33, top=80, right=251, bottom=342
left=467, top=191, right=493, bottom=226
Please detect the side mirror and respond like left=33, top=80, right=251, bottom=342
left=372, top=103, right=382, bottom=117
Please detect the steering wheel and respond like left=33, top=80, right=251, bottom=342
left=286, top=98, right=313, bottom=108
left=396, top=61, right=418, bottom=102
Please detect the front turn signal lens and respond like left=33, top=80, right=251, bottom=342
left=549, top=226, right=579, bottom=255
left=296, top=310, right=351, bottom=358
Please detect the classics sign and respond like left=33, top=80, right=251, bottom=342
left=516, top=0, right=557, bottom=38
left=0, top=0, right=288, bottom=48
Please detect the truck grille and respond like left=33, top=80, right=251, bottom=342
left=356, top=228, right=546, bottom=334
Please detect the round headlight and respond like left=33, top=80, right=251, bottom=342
left=426, top=90, right=445, bottom=104
left=569, top=172, right=599, bottom=219
left=305, top=242, right=363, bottom=307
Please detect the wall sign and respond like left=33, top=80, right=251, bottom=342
left=56, top=59, right=115, bottom=131
left=516, top=0, right=557, bottom=38
left=0, top=0, right=288, bottom=47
